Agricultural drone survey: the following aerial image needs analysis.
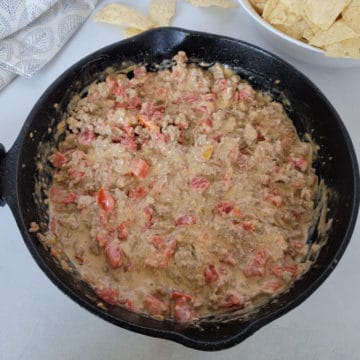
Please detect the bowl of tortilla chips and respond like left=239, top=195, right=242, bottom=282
left=239, top=0, right=360, bottom=67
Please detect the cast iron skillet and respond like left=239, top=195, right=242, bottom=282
left=0, top=28, right=359, bottom=351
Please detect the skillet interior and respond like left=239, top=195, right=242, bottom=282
left=2, top=27, right=359, bottom=351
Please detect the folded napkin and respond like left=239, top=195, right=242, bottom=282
left=0, top=0, right=98, bottom=91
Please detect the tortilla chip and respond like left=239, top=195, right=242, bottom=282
left=325, top=37, right=360, bottom=58
left=310, top=20, right=358, bottom=47
left=123, top=28, right=143, bottom=38
left=149, top=0, right=176, bottom=26
left=304, top=0, right=351, bottom=30
left=94, top=4, right=154, bottom=30
left=249, top=0, right=267, bottom=13
left=185, top=0, right=238, bottom=8
left=263, top=0, right=280, bottom=20
left=342, top=1, right=360, bottom=34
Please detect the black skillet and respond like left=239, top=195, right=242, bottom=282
left=0, top=28, right=359, bottom=351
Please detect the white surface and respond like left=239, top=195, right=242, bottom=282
left=0, top=1, right=359, bottom=359
left=238, top=0, right=360, bottom=68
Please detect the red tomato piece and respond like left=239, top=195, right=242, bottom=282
left=199, top=118, right=213, bottom=134
left=117, top=222, right=128, bottom=240
left=234, top=89, right=251, bottom=101
left=176, top=214, right=196, bottom=226
left=96, top=288, right=119, bottom=305
left=78, top=129, right=96, bottom=145
left=177, top=93, right=199, bottom=103
left=68, top=168, right=85, bottom=181
left=97, top=188, right=115, bottom=213
left=143, top=295, right=168, bottom=316
left=127, top=96, right=140, bottom=110
left=143, top=206, right=154, bottom=228
left=271, top=265, right=298, bottom=279
left=63, top=192, right=76, bottom=204
left=288, top=157, right=308, bottom=172
left=134, top=66, right=147, bottom=78
left=132, top=158, right=150, bottom=179
left=120, top=136, right=137, bottom=151
left=243, top=249, right=267, bottom=277
left=140, top=101, right=154, bottom=116
left=262, top=281, right=282, bottom=294
left=265, top=193, right=283, bottom=207
left=174, top=302, right=195, bottom=322
left=171, top=290, right=192, bottom=302
left=148, top=235, right=166, bottom=250
left=105, top=240, right=123, bottom=269
left=214, top=201, right=235, bottom=216
left=221, top=293, right=242, bottom=308
left=49, top=152, right=67, bottom=168
left=189, top=176, right=210, bottom=192
left=154, top=132, right=169, bottom=143
left=127, top=186, right=147, bottom=199
left=96, top=233, right=109, bottom=248
left=242, top=221, right=254, bottom=231
left=204, top=264, right=219, bottom=284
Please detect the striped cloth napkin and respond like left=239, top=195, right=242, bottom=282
left=0, top=0, right=98, bottom=91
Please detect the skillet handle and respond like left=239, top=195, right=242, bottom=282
left=0, top=143, right=5, bottom=206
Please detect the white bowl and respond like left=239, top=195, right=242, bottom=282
left=238, top=0, right=360, bottom=68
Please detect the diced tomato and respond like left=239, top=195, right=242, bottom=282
left=113, top=84, right=126, bottom=96
left=157, top=243, right=177, bottom=269
left=199, top=118, right=213, bottom=134
left=231, top=207, right=244, bottom=219
left=132, top=158, right=150, bottom=179
left=96, top=288, right=119, bottom=305
left=78, top=129, right=96, bottom=145
left=154, top=132, right=169, bottom=143
left=140, top=101, right=154, bottom=116
left=189, top=176, right=210, bottom=192
left=123, top=126, right=135, bottom=137
left=221, top=293, right=242, bottom=308
left=174, top=302, right=195, bottom=322
left=177, top=93, right=199, bottom=103
left=127, top=186, right=147, bottom=199
left=143, top=206, right=154, bottom=228
left=117, top=222, right=128, bottom=240
left=49, top=152, right=67, bottom=168
left=288, top=157, right=308, bottom=172
left=63, top=192, right=76, bottom=204
left=147, top=236, right=177, bottom=269
left=234, top=89, right=251, bottom=101
left=49, top=219, right=56, bottom=232
left=68, top=168, right=85, bottom=181
left=265, top=193, right=283, bottom=207
left=204, top=264, right=219, bottom=284
left=262, top=281, right=282, bottom=294
left=213, top=133, right=222, bottom=142
left=143, top=295, right=168, bottom=316
left=243, top=249, right=267, bottom=277
left=176, top=214, right=196, bottom=226
left=214, top=201, right=235, bottom=216
left=242, top=221, right=254, bottom=231
left=105, top=240, right=122, bottom=269
left=148, top=235, right=166, bottom=250
left=49, top=186, right=68, bottom=204
left=156, top=87, right=167, bottom=98
left=127, top=96, right=140, bottom=110
left=97, top=188, right=115, bottom=213
left=215, top=78, right=228, bottom=90
left=203, top=92, right=216, bottom=101
left=134, top=66, right=147, bottom=78
left=96, top=233, right=110, bottom=247
left=120, top=136, right=137, bottom=151
left=171, top=290, right=192, bottom=302
left=271, top=265, right=298, bottom=279
left=220, top=253, right=237, bottom=266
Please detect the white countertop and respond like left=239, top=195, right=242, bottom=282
left=1, top=1, right=359, bottom=359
